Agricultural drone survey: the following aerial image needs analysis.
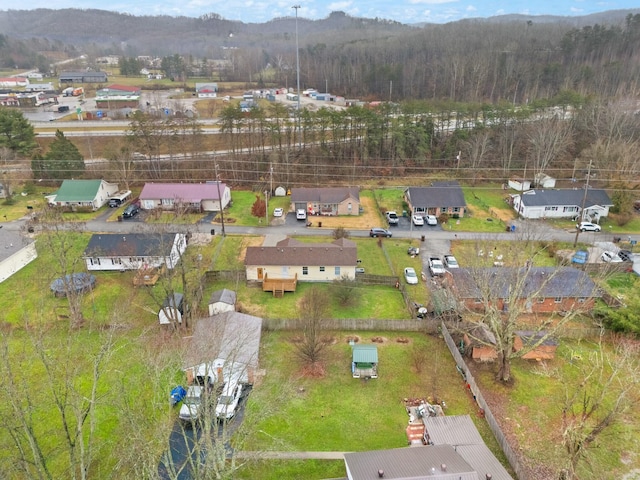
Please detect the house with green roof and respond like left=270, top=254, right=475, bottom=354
left=47, top=179, right=119, bottom=211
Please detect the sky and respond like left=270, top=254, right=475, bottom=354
left=10, top=0, right=639, bottom=24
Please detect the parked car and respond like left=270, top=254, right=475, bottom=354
left=412, top=214, right=424, bottom=226
left=443, top=254, right=459, bottom=268
left=601, top=251, right=623, bottom=263
left=273, top=207, right=284, bottom=217
left=215, top=381, right=244, bottom=420
left=404, top=267, right=419, bottom=285
left=426, top=215, right=438, bottom=226
left=618, top=250, right=633, bottom=262
left=122, top=204, right=140, bottom=218
left=386, top=211, right=399, bottom=225
left=571, top=250, right=589, bottom=264
left=428, top=256, right=445, bottom=276
left=179, top=385, right=206, bottom=422
left=577, top=221, right=601, bottom=232
left=296, top=209, right=307, bottom=220
left=355, top=267, right=365, bottom=274
left=369, top=227, right=392, bottom=238
left=407, top=246, right=420, bottom=256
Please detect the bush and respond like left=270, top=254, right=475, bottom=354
left=332, top=226, right=350, bottom=239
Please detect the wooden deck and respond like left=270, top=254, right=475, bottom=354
left=133, top=265, right=166, bottom=286
left=262, top=273, right=297, bottom=297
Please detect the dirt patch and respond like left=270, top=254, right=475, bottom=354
left=300, top=362, right=326, bottom=378
left=238, top=236, right=266, bottom=262
left=396, top=337, right=411, bottom=344
left=345, top=335, right=361, bottom=343
left=306, top=195, right=381, bottom=230
left=371, top=336, right=387, bottom=343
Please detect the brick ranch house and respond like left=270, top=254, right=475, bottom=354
left=444, top=266, right=601, bottom=313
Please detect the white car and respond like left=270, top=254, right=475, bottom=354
left=426, top=215, right=438, bottom=226
left=404, top=267, right=419, bottom=285
left=273, top=207, right=284, bottom=217
left=412, top=215, right=424, bottom=226
left=179, top=385, right=206, bottom=422
left=577, top=221, right=601, bottom=232
left=601, top=251, right=623, bottom=263
left=296, top=209, right=307, bottom=220
left=443, top=254, right=459, bottom=268
left=215, top=381, right=244, bottom=420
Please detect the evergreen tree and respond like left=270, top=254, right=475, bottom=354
left=0, top=108, right=37, bottom=156
left=31, top=130, right=84, bottom=180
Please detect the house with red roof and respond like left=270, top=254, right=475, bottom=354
left=139, top=182, right=231, bottom=213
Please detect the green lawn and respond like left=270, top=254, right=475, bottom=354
left=237, top=330, right=506, bottom=479
left=373, top=188, right=405, bottom=214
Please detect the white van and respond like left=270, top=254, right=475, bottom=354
left=296, top=209, right=307, bottom=220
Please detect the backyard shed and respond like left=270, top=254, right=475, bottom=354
left=351, top=344, right=378, bottom=379
left=159, top=293, right=185, bottom=325
left=208, top=288, right=237, bottom=316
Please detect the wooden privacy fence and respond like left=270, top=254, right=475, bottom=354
left=441, top=322, right=527, bottom=480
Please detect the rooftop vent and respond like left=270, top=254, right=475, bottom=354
left=377, top=470, right=384, bottom=478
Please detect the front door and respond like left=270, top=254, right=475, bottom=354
left=257, top=268, right=263, bottom=280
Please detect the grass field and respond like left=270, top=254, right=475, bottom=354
left=237, top=330, right=510, bottom=479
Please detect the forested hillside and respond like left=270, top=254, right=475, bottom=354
left=2, top=8, right=640, bottom=103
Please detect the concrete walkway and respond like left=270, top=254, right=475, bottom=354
left=235, top=451, right=349, bottom=460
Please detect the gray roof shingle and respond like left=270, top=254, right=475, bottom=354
left=449, top=267, right=600, bottom=299
left=83, top=233, right=178, bottom=258
left=290, top=187, right=359, bottom=204
left=405, top=182, right=466, bottom=209
left=518, top=189, right=612, bottom=207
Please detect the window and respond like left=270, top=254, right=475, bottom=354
left=302, top=266, right=308, bottom=275
left=563, top=206, right=578, bottom=213
left=90, top=258, right=101, bottom=266
left=453, top=207, right=460, bottom=213
left=335, top=266, right=341, bottom=276
left=161, top=198, right=174, bottom=206
left=319, top=266, right=325, bottom=272
left=578, top=297, right=586, bottom=303
left=112, top=258, right=122, bottom=265
left=554, top=296, right=562, bottom=303
left=538, top=297, right=545, bottom=303
left=474, top=298, right=482, bottom=304
left=545, top=206, right=558, bottom=211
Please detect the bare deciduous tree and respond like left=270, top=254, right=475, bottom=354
left=295, top=286, right=330, bottom=368
left=560, top=335, right=640, bottom=479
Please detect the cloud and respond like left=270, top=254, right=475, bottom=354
left=409, top=0, right=457, bottom=4
left=327, top=1, right=353, bottom=11
left=466, top=5, right=476, bottom=12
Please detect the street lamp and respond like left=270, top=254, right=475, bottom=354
left=265, top=190, right=269, bottom=226
left=293, top=5, right=302, bottom=148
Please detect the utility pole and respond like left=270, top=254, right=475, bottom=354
left=214, top=163, right=226, bottom=236
left=293, top=5, right=302, bottom=149
left=573, top=160, right=593, bottom=248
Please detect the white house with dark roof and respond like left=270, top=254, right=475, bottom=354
left=290, top=187, right=360, bottom=216
left=82, top=233, right=187, bottom=271
left=0, top=229, right=37, bottom=283
left=244, top=237, right=357, bottom=282
left=404, top=181, right=467, bottom=218
left=512, top=188, right=613, bottom=220
left=139, top=182, right=230, bottom=212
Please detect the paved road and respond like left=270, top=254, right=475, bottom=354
left=6, top=211, right=619, bottom=247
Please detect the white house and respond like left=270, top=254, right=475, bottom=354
left=83, top=233, right=187, bottom=272
left=512, top=189, right=613, bottom=220
left=139, top=182, right=231, bottom=212
left=0, top=229, right=38, bottom=283
left=244, top=237, right=358, bottom=282
left=47, top=179, right=119, bottom=211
